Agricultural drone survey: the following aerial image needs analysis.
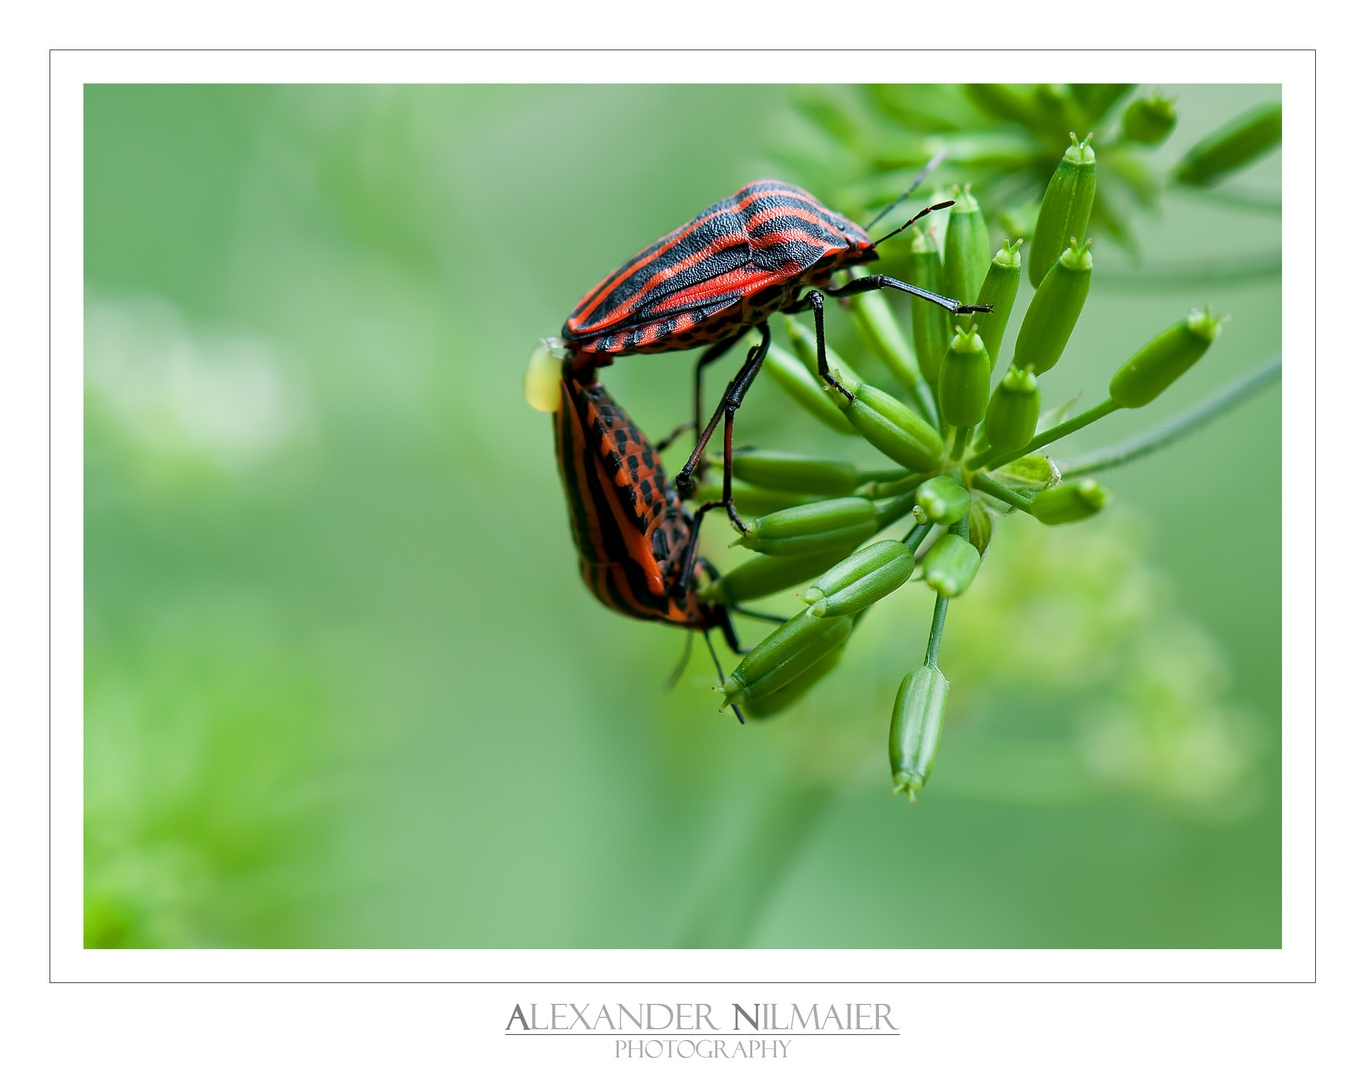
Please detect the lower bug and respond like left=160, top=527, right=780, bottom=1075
left=553, top=366, right=760, bottom=706
left=558, top=176, right=990, bottom=542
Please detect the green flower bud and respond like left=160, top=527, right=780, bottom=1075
left=801, top=538, right=915, bottom=617
left=914, top=475, right=970, bottom=525
left=731, top=449, right=860, bottom=496
left=741, top=643, right=846, bottom=720
left=1030, top=478, right=1108, bottom=525
left=1108, top=307, right=1226, bottom=408
left=937, top=325, right=992, bottom=428
left=942, top=185, right=992, bottom=330
left=1028, top=133, right=1096, bottom=287
left=1122, top=90, right=1176, bottom=145
left=1012, top=237, right=1092, bottom=376
left=889, top=664, right=949, bottom=800
left=983, top=365, right=1041, bottom=451
left=721, top=612, right=854, bottom=708
left=698, top=545, right=860, bottom=606
left=922, top=532, right=980, bottom=597
left=907, top=225, right=951, bottom=386
left=785, top=315, right=866, bottom=390
left=1173, top=101, right=1281, bottom=187
left=762, top=343, right=857, bottom=435
left=842, top=382, right=946, bottom=473
left=692, top=480, right=816, bottom=518
left=523, top=337, right=564, bottom=414
left=967, top=500, right=993, bottom=555
left=974, top=239, right=1023, bottom=370
left=736, top=496, right=880, bottom=558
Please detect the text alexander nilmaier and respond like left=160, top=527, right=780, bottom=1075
left=506, top=1002, right=899, bottom=1033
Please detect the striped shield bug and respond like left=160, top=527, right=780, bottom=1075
left=558, top=174, right=991, bottom=541
left=554, top=365, right=787, bottom=722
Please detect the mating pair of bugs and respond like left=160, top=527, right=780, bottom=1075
left=546, top=176, right=988, bottom=671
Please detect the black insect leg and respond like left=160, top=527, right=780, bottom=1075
left=674, top=321, right=770, bottom=525
left=783, top=291, right=855, bottom=402
left=655, top=331, right=745, bottom=452
left=823, top=273, right=993, bottom=316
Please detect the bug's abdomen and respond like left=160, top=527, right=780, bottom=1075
left=553, top=372, right=711, bottom=628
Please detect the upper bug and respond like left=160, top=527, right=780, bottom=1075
left=546, top=167, right=988, bottom=593
left=562, top=180, right=876, bottom=362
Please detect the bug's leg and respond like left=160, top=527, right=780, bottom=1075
left=675, top=322, right=770, bottom=521
left=785, top=291, right=855, bottom=402
left=701, top=628, right=745, bottom=724
left=675, top=499, right=724, bottom=599
left=655, top=332, right=745, bottom=452
left=822, top=273, right=993, bottom=315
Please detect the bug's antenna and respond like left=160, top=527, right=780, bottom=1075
left=702, top=629, right=745, bottom=724
left=870, top=200, right=954, bottom=249
left=864, top=147, right=950, bottom=231
left=665, top=630, right=696, bottom=690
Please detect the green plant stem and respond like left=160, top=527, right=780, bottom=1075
left=923, top=593, right=950, bottom=668
left=902, top=520, right=934, bottom=552
left=1057, top=354, right=1282, bottom=476
left=968, top=398, right=1121, bottom=472
left=875, top=489, right=922, bottom=529
left=950, top=425, right=971, bottom=461
left=968, top=472, right=1034, bottom=512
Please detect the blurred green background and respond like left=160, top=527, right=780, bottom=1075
left=84, top=84, right=1280, bottom=949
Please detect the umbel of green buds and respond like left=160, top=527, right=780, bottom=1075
left=721, top=611, right=854, bottom=709
left=938, top=325, right=992, bottom=428
left=731, top=449, right=860, bottom=496
left=736, top=496, right=879, bottom=557
left=1122, top=90, right=1177, bottom=145
left=915, top=475, right=970, bottom=525
left=1028, top=133, right=1096, bottom=287
left=1030, top=478, right=1108, bottom=525
left=974, top=239, right=1023, bottom=369
left=943, top=185, right=992, bottom=329
left=907, top=225, right=951, bottom=385
left=922, top=532, right=980, bottom=597
left=1012, top=237, right=1092, bottom=376
left=801, top=539, right=916, bottom=617
left=1109, top=307, right=1227, bottom=408
left=984, top=365, right=1041, bottom=452
left=889, top=664, right=949, bottom=801
left=837, top=380, right=946, bottom=473
left=1173, top=101, right=1281, bottom=187
left=698, top=544, right=859, bottom=606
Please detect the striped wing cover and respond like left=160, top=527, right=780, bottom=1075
left=563, top=180, right=872, bottom=356
left=554, top=372, right=711, bottom=628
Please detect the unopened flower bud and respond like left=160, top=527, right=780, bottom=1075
left=721, top=612, right=854, bottom=709
left=1030, top=478, right=1108, bottom=525
left=1012, top=237, right=1092, bottom=376
left=1173, top=101, right=1281, bottom=187
left=938, top=325, right=992, bottom=428
left=942, top=185, right=992, bottom=329
left=907, top=226, right=951, bottom=385
left=974, top=239, right=1023, bottom=369
left=1028, top=133, right=1096, bottom=287
left=735, top=496, right=879, bottom=557
left=731, top=449, right=861, bottom=496
left=915, top=475, right=971, bottom=525
left=698, top=545, right=860, bottom=606
left=984, top=365, right=1041, bottom=451
left=922, top=533, right=980, bottom=597
left=1122, top=90, right=1176, bottom=145
left=889, top=665, right=949, bottom=801
left=800, top=539, right=915, bottom=617
left=1108, top=307, right=1226, bottom=408
left=843, top=383, right=946, bottom=473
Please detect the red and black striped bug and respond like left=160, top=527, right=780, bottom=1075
left=558, top=176, right=989, bottom=551
left=554, top=364, right=771, bottom=718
